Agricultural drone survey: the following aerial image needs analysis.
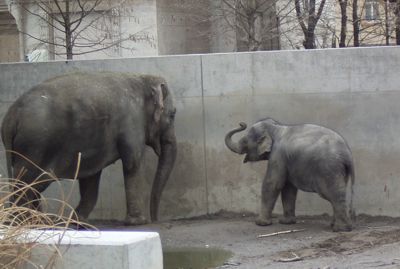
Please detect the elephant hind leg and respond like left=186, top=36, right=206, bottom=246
left=279, top=181, right=298, bottom=225
left=331, top=201, right=352, bottom=232
left=75, top=171, right=102, bottom=222
left=11, top=164, right=52, bottom=211
left=318, top=176, right=353, bottom=232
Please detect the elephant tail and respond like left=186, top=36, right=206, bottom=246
left=1, top=111, right=15, bottom=179
left=345, top=161, right=356, bottom=222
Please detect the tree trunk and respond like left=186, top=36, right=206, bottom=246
left=65, top=0, right=73, bottom=59
left=385, top=0, right=390, bottom=45
left=396, top=0, right=400, bottom=45
left=304, top=29, right=316, bottom=49
left=66, top=30, right=73, bottom=60
left=339, top=0, right=347, bottom=47
left=305, top=0, right=317, bottom=49
left=295, top=0, right=326, bottom=49
left=248, top=14, right=258, bottom=51
left=353, top=0, right=360, bottom=47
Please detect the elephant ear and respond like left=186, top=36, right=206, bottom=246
left=257, top=134, right=272, bottom=155
left=151, top=83, right=166, bottom=123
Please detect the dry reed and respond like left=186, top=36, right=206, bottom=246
left=0, top=152, right=95, bottom=268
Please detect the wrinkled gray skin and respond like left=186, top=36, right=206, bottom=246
left=225, top=118, right=355, bottom=232
left=1, top=72, right=177, bottom=225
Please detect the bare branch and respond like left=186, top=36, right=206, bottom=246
left=17, top=2, right=65, bottom=32
left=16, top=0, right=155, bottom=59
left=295, top=0, right=307, bottom=34
left=316, top=0, right=327, bottom=23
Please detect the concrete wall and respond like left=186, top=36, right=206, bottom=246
left=0, top=47, right=399, bottom=221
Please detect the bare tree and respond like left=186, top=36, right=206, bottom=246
left=352, top=0, right=360, bottom=46
left=294, top=0, right=327, bottom=49
left=194, top=0, right=336, bottom=51
left=12, top=0, right=155, bottom=59
left=210, top=0, right=283, bottom=51
left=395, top=0, right=400, bottom=44
left=338, top=0, right=347, bottom=47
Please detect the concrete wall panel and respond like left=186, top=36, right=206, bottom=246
left=1, top=47, right=400, bottom=222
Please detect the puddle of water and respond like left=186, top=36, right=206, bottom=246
left=163, top=247, right=233, bottom=269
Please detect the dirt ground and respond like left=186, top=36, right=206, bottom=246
left=97, top=213, right=400, bottom=269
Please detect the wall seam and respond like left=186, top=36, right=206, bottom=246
left=200, top=55, right=209, bottom=215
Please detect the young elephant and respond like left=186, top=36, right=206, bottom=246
left=225, top=118, right=355, bottom=232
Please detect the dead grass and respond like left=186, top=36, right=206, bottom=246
left=0, top=152, right=95, bottom=268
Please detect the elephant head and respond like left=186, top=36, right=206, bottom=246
left=225, top=122, right=271, bottom=163
left=142, top=76, right=177, bottom=221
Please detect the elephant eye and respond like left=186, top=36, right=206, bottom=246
left=257, top=135, right=266, bottom=143
left=248, top=131, right=257, bottom=141
left=169, top=108, right=176, bottom=119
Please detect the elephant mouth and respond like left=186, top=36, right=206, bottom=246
left=243, top=151, right=270, bottom=163
left=147, top=137, right=161, bottom=157
left=153, top=141, right=161, bottom=157
left=243, top=154, right=256, bottom=163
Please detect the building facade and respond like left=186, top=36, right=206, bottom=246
left=336, top=0, right=398, bottom=46
left=0, top=0, right=19, bottom=62
left=0, top=0, right=397, bottom=63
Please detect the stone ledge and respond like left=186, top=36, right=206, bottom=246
left=21, top=230, right=163, bottom=269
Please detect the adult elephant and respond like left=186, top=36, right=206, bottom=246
left=1, top=72, right=177, bottom=225
left=225, top=118, right=355, bottom=232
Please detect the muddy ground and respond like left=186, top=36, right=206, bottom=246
left=97, top=213, right=400, bottom=269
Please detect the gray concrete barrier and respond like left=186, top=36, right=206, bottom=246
left=22, top=231, right=162, bottom=269
left=1, top=47, right=399, bottom=221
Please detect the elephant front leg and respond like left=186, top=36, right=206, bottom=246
left=118, top=138, right=148, bottom=226
left=256, top=159, right=287, bottom=226
left=256, top=174, right=285, bottom=226
left=256, top=185, right=280, bottom=226
left=123, top=168, right=148, bottom=226
left=279, top=181, right=298, bottom=225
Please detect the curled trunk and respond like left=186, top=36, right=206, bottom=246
left=150, top=127, right=177, bottom=222
left=225, top=122, right=247, bottom=154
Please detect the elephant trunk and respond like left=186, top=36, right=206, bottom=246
left=150, top=127, right=177, bottom=222
left=225, top=122, right=247, bottom=154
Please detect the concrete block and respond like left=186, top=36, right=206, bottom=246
left=22, top=231, right=162, bottom=269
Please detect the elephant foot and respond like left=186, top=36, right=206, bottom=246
left=330, top=219, right=336, bottom=228
left=75, top=214, right=88, bottom=223
left=332, top=223, right=352, bottom=232
left=255, top=217, right=272, bottom=226
left=279, top=216, right=297, bottom=225
left=65, top=222, right=94, bottom=230
left=125, top=215, right=148, bottom=226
